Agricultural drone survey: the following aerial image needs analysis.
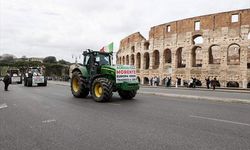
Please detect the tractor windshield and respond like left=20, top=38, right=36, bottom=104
left=95, top=54, right=111, bottom=65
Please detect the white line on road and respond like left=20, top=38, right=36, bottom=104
left=0, top=103, right=8, bottom=110
left=190, top=115, right=250, bottom=127
left=108, top=103, right=121, bottom=106
left=42, top=119, right=56, bottom=123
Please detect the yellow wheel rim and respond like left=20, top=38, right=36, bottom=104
left=94, top=83, right=103, bottom=98
left=72, top=78, right=80, bottom=92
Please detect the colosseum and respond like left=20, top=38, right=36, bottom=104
left=116, top=9, right=250, bottom=88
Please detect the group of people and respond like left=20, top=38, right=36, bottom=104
left=164, top=77, right=172, bottom=87
left=205, top=77, right=218, bottom=90
left=150, top=76, right=160, bottom=86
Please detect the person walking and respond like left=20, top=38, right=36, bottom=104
left=165, top=77, right=169, bottom=87
left=211, top=77, right=217, bottom=90
left=3, top=73, right=11, bottom=91
left=175, top=77, right=178, bottom=88
left=205, top=77, right=210, bottom=89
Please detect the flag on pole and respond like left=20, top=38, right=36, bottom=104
left=100, top=42, right=113, bottom=52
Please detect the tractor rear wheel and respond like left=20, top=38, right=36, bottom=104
left=71, top=71, right=89, bottom=98
left=118, top=90, right=136, bottom=100
left=91, top=78, right=113, bottom=102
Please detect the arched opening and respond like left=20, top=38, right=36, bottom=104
left=247, top=82, right=250, bottom=88
left=131, top=46, right=135, bottom=53
left=176, top=48, right=186, bottom=68
left=227, top=44, right=240, bottom=65
left=227, top=81, right=239, bottom=87
left=192, top=46, right=202, bottom=67
left=122, top=56, right=125, bottom=65
left=144, top=52, right=150, bottom=69
left=126, top=55, right=129, bottom=65
left=209, top=45, right=221, bottom=64
left=137, top=77, right=141, bottom=84
left=164, top=49, right=171, bottom=63
left=130, top=54, right=135, bottom=65
left=152, top=50, right=160, bottom=69
left=193, top=35, right=203, bottom=45
left=143, top=77, right=149, bottom=85
left=136, top=53, right=141, bottom=69
left=119, top=57, right=121, bottom=64
left=144, top=42, right=149, bottom=50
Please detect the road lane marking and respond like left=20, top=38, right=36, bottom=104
left=190, top=115, right=250, bottom=127
left=0, top=103, right=8, bottom=110
left=108, top=103, right=121, bottom=106
left=42, top=119, right=56, bottom=123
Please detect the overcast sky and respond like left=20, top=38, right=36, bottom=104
left=0, top=0, right=249, bottom=62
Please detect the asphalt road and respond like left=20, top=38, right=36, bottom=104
left=0, top=83, right=250, bottom=150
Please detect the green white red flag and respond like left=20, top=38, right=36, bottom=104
left=100, top=42, right=113, bottom=52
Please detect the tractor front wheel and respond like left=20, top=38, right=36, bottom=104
left=71, top=71, right=89, bottom=98
left=118, top=90, right=137, bottom=100
left=91, top=78, right=113, bottom=102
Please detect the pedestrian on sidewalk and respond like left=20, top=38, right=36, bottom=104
left=2, top=73, right=11, bottom=91
left=175, top=77, right=178, bottom=88
left=211, top=77, right=217, bottom=90
left=205, top=77, right=210, bottom=89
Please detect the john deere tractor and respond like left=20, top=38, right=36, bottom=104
left=70, top=49, right=139, bottom=102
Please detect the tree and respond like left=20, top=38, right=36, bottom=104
left=0, top=54, right=15, bottom=63
left=43, top=56, right=57, bottom=64
left=58, top=59, right=70, bottom=65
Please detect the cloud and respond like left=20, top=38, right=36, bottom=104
left=0, top=0, right=249, bottom=62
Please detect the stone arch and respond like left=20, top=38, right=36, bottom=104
left=137, top=76, right=141, bottom=84
left=130, top=54, right=135, bottom=65
left=152, top=50, right=160, bottom=69
left=136, top=53, right=141, bottom=69
left=122, top=56, right=125, bottom=65
left=126, top=55, right=129, bottom=65
left=143, top=77, right=149, bottom=85
left=193, top=35, right=203, bottom=45
left=247, top=81, right=250, bottom=88
left=227, top=43, right=240, bottom=65
left=144, top=42, right=150, bottom=50
left=176, top=47, right=186, bottom=68
left=163, top=49, right=171, bottom=63
left=209, top=45, right=221, bottom=64
left=119, top=57, right=121, bottom=64
left=227, top=81, right=239, bottom=87
left=144, top=52, right=150, bottom=69
left=191, top=46, right=202, bottom=67
left=131, top=46, right=135, bottom=53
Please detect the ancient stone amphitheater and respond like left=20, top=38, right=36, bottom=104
left=116, top=9, right=250, bottom=88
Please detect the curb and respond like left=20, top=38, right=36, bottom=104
left=48, top=81, right=250, bottom=104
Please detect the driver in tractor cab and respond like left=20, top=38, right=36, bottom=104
left=97, top=54, right=109, bottom=66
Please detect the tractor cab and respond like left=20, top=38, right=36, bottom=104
left=83, top=50, right=112, bottom=76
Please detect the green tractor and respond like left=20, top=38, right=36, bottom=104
left=70, top=49, right=139, bottom=102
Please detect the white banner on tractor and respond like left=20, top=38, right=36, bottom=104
left=116, top=65, right=137, bottom=83
left=32, top=76, right=45, bottom=84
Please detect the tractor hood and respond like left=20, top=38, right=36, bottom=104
left=101, top=65, right=138, bottom=83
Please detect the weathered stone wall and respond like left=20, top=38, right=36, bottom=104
left=117, top=9, right=250, bottom=88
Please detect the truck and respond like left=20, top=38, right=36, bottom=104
left=70, top=49, right=139, bottom=102
left=24, top=67, right=47, bottom=87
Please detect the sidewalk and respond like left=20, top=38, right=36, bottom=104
left=142, top=85, right=250, bottom=93
left=48, top=81, right=250, bottom=104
